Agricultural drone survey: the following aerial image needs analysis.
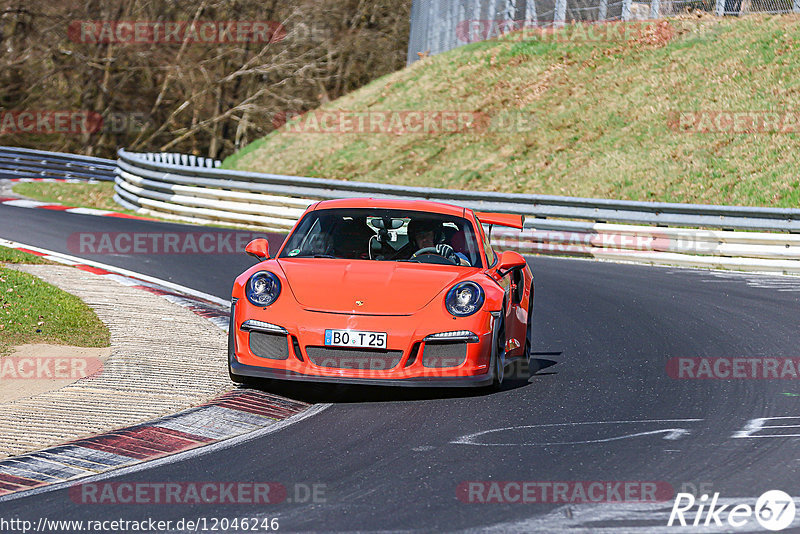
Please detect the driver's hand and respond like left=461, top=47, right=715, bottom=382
left=435, top=243, right=455, bottom=259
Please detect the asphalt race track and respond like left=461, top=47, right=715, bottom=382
left=1, top=201, right=800, bottom=532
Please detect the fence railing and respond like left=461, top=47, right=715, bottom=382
left=407, top=0, right=800, bottom=64
left=0, top=146, right=116, bottom=182
left=115, top=148, right=800, bottom=274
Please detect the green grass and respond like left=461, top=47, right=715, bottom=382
left=0, top=266, right=110, bottom=356
left=11, top=181, right=137, bottom=215
left=0, top=247, right=54, bottom=265
left=224, top=15, right=800, bottom=208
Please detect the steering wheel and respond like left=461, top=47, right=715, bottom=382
left=410, top=246, right=458, bottom=265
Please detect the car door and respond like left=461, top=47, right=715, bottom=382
left=477, top=217, right=525, bottom=358
left=504, top=266, right=528, bottom=357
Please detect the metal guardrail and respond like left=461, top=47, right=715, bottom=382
left=116, top=148, right=800, bottom=232
left=114, top=149, right=800, bottom=273
left=0, top=147, right=116, bottom=182
left=1, top=147, right=798, bottom=274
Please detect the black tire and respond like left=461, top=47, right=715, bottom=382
left=525, top=286, right=534, bottom=365
left=227, top=311, right=248, bottom=384
left=491, top=313, right=506, bottom=389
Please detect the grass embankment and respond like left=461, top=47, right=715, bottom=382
left=0, top=247, right=109, bottom=356
left=225, top=15, right=800, bottom=208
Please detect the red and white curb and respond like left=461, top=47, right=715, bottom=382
left=0, top=390, right=312, bottom=499
left=0, top=196, right=155, bottom=222
left=0, top=240, right=327, bottom=500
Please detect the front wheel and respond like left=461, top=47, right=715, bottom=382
left=491, top=314, right=505, bottom=389
left=227, top=310, right=249, bottom=384
left=525, top=287, right=534, bottom=365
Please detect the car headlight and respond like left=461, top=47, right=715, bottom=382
left=445, top=281, right=484, bottom=317
left=246, top=271, right=281, bottom=307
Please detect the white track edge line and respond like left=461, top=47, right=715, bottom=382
left=0, top=238, right=228, bottom=307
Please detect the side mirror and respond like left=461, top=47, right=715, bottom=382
left=496, top=250, right=526, bottom=274
left=245, top=238, right=270, bottom=261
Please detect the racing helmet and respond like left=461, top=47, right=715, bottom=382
left=407, top=218, right=443, bottom=249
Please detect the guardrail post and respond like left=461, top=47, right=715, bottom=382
left=451, top=0, right=460, bottom=51
left=621, top=0, right=632, bottom=20
left=555, top=0, right=567, bottom=26
left=505, top=0, right=516, bottom=21
left=649, top=0, right=661, bottom=18
left=426, top=0, right=436, bottom=54
left=599, top=0, right=608, bottom=20
left=525, top=0, right=538, bottom=25
left=437, top=0, right=446, bottom=54
left=440, top=0, right=448, bottom=54
left=458, top=2, right=466, bottom=45
left=715, top=0, right=725, bottom=15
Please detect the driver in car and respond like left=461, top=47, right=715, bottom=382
left=406, top=219, right=470, bottom=266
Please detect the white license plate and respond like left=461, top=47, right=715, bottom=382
left=324, top=329, right=387, bottom=349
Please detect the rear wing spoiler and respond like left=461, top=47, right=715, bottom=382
left=474, top=212, right=525, bottom=229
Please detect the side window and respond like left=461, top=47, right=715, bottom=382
left=512, top=268, right=524, bottom=304
left=301, top=218, right=330, bottom=255
left=479, top=220, right=497, bottom=267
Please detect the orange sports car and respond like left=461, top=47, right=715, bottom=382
left=228, top=198, right=533, bottom=387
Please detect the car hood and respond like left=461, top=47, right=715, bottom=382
left=277, top=258, right=469, bottom=315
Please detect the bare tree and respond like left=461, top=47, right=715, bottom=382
left=0, top=0, right=411, bottom=158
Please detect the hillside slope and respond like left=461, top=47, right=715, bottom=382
left=225, top=15, right=800, bottom=207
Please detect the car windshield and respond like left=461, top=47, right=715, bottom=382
left=279, top=208, right=482, bottom=267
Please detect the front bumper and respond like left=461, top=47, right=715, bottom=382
left=228, top=359, right=494, bottom=387
left=228, top=300, right=498, bottom=387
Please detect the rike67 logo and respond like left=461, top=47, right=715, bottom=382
left=668, top=490, right=796, bottom=531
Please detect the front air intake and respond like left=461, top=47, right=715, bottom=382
left=249, top=332, right=290, bottom=360
left=421, top=342, right=468, bottom=368
left=306, top=347, right=402, bottom=370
